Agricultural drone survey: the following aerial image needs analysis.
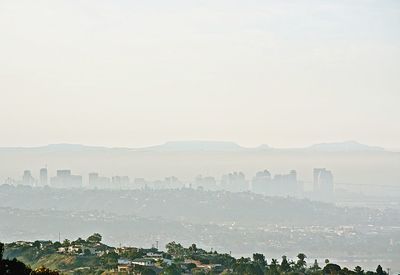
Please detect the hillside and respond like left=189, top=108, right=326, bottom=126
left=2, top=235, right=396, bottom=275
left=0, top=187, right=399, bottom=270
left=1, top=186, right=398, bottom=226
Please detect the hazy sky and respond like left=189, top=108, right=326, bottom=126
left=0, top=0, right=399, bottom=149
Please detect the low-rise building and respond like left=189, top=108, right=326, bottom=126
left=132, top=258, right=155, bottom=267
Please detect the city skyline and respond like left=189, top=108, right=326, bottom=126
left=0, top=140, right=397, bottom=197
left=4, top=166, right=334, bottom=203
left=0, top=0, right=399, bottom=273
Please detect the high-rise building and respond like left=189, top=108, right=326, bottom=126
left=89, top=172, right=111, bottom=188
left=51, top=170, right=82, bottom=188
left=273, top=170, right=299, bottom=196
left=313, top=168, right=334, bottom=201
left=221, top=171, right=247, bottom=192
left=153, top=176, right=182, bottom=189
left=57, top=170, right=71, bottom=177
left=22, top=170, right=34, bottom=186
left=252, top=169, right=302, bottom=197
left=112, top=176, right=130, bottom=188
left=194, top=175, right=217, bottom=190
left=89, top=172, right=99, bottom=185
left=40, top=168, right=48, bottom=186
left=251, top=170, right=272, bottom=194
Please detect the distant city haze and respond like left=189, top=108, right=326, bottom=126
left=1, top=1, right=400, bottom=273
left=1, top=0, right=399, bottom=149
left=1, top=141, right=399, bottom=198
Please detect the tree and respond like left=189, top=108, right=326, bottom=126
left=0, top=242, right=3, bottom=260
left=246, top=263, right=264, bottom=275
left=62, top=239, right=70, bottom=247
left=323, top=263, right=341, bottom=275
left=295, top=253, right=307, bottom=271
left=268, top=258, right=279, bottom=275
left=161, top=263, right=181, bottom=275
left=31, top=266, right=60, bottom=275
left=342, top=267, right=353, bottom=275
left=71, top=237, right=85, bottom=245
left=52, top=242, right=62, bottom=249
left=33, top=240, right=41, bottom=249
left=354, top=266, right=364, bottom=275
left=100, top=251, right=119, bottom=269
left=165, top=242, right=184, bottom=258
left=1, top=253, right=55, bottom=275
left=253, top=253, right=267, bottom=267
left=189, top=244, right=197, bottom=252
left=280, top=256, right=291, bottom=272
left=0, top=258, right=32, bottom=275
left=234, top=260, right=263, bottom=275
left=376, top=265, right=387, bottom=275
left=310, top=259, right=321, bottom=271
left=86, top=233, right=102, bottom=244
left=270, top=259, right=278, bottom=267
left=142, top=268, right=157, bottom=275
left=200, top=258, right=209, bottom=264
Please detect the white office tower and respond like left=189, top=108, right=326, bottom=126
left=40, top=168, right=48, bottom=186
left=313, top=168, right=334, bottom=202
left=22, top=170, right=34, bottom=186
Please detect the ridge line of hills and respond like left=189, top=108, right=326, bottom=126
left=0, top=140, right=391, bottom=153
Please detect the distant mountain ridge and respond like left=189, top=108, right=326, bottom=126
left=0, top=140, right=389, bottom=152
left=305, top=141, right=385, bottom=152
left=0, top=140, right=397, bottom=192
left=141, top=141, right=244, bottom=152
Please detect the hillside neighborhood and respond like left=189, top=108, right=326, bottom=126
left=1, top=233, right=393, bottom=275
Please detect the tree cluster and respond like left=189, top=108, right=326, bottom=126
left=0, top=242, right=59, bottom=275
left=165, top=242, right=393, bottom=275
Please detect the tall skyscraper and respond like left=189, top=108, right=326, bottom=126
left=22, top=170, right=34, bottom=186
left=40, top=168, right=48, bottom=186
left=313, top=168, right=334, bottom=201
left=221, top=171, right=247, bottom=192
left=251, top=170, right=272, bottom=194
left=88, top=172, right=111, bottom=188
left=50, top=170, right=82, bottom=188
left=89, top=172, right=99, bottom=185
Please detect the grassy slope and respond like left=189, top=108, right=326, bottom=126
left=6, top=248, right=100, bottom=272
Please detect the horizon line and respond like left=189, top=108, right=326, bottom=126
left=0, top=140, right=395, bottom=151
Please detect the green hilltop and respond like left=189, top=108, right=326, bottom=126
left=1, top=233, right=393, bottom=275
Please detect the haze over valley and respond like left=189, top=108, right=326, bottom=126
left=1, top=0, right=399, bottom=274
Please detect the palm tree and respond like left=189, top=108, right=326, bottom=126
left=296, top=253, right=307, bottom=270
